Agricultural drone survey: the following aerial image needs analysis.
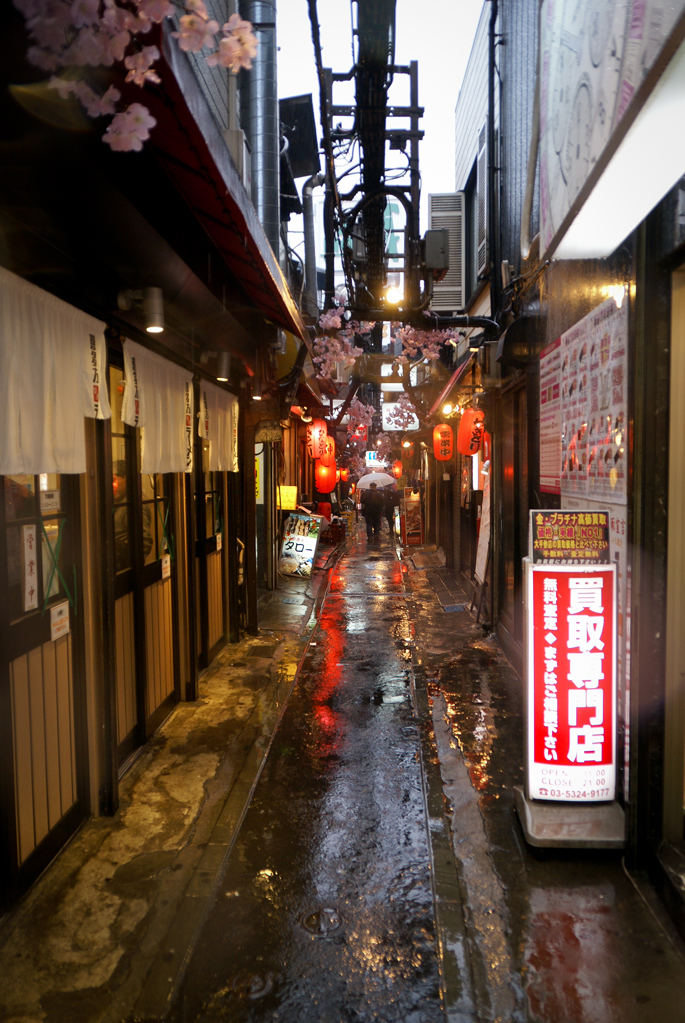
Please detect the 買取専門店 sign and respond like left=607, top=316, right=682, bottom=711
left=526, top=562, right=616, bottom=802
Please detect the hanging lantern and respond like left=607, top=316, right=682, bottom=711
left=433, top=424, right=454, bottom=461
left=391, top=460, right=402, bottom=478
left=340, top=467, right=350, bottom=482
left=315, top=460, right=337, bottom=494
left=457, top=409, right=485, bottom=456
left=306, top=418, right=328, bottom=459
left=321, top=435, right=336, bottom=468
left=335, top=468, right=341, bottom=483
left=349, top=482, right=356, bottom=495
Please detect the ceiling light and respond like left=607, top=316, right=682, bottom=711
left=252, top=377, right=263, bottom=401
left=216, top=351, right=231, bottom=381
left=143, top=287, right=164, bottom=333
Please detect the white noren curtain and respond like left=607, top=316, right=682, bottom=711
left=121, top=339, right=195, bottom=473
left=0, top=265, right=110, bottom=475
left=198, top=381, right=239, bottom=472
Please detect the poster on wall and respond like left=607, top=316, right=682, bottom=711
left=526, top=561, right=617, bottom=803
left=560, top=298, right=628, bottom=506
left=474, top=474, right=491, bottom=584
left=278, top=513, right=322, bottom=577
left=539, top=338, right=561, bottom=494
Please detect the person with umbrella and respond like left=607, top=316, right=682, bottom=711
left=360, top=481, right=385, bottom=541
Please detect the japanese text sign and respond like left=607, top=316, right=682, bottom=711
left=531, top=509, right=610, bottom=564
left=526, top=562, right=617, bottom=802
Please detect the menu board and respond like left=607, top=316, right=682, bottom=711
left=279, top=513, right=322, bottom=577
left=560, top=298, right=627, bottom=505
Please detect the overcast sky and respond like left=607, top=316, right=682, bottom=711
left=277, top=0, right=484, bottom=232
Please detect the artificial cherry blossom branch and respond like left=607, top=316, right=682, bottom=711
left=14, top=0, right=258, bottom=151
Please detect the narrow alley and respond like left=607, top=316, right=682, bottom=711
left=3, top=530, right=684, bottom=1023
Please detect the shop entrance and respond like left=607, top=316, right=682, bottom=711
left=108, top=362, right=179, bottom=771
left=0, top=471, right=88, bottom=907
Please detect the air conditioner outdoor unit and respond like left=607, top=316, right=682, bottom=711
left=428, top=192, right=466, bottom=313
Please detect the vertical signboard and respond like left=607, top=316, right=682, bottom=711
left=278, top=513, right=322, bottom=577
left=526, top=560, right=617, bottom=802
left=539, top=338, right=561, bottom=494
left=402, top=488, right=423, bottom=546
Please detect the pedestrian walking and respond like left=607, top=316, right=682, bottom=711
left=360, top=481, right=384, bottom=540
left=384, top=488, right=399, bottom=535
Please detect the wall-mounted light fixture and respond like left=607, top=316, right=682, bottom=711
left=300, top=408, right=313, bottom=423
left=117, top=287, right=165, bottom=334
left=468, top=332, right=485, bottom=353
left=252, top=377, right=263, bottom=401
left=216, top=351, right=231, bottom=381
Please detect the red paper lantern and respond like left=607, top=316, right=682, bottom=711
left=335, top=468, right=341, bottom=483
left=457, top=409, right=485, bottom=456
left=401, top=442, right=414, bottom=461
left=315, top=460, right=337, bottom=493
left=340, top=468, right=350, bottom=482
left=391, top=460, right=402, bottom=478
left=433, top=424, right=454, bottom=461
left=482, top=431, right=492, bottom=462
left=321, top=435, right=336, bottom=468
left=306, top=418, right=328, bottom=460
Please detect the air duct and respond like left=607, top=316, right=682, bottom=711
left=303, top=171, right=326, bottom=315
left=240, top=1, right=280, bottom=255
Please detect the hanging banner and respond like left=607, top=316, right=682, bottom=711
left=199, top=389, right=210, bottom=440
left=23, top=524, right=38, bottom=611
left=526, top=560, right=617, bottom=803
left=184, top=381, right=194, bottom=473
left=279, top=513, right=323, bottom=577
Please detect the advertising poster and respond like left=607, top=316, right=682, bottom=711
left=560, top=298, right=628, bottom=505
left=279, top=513, right=322, bottom=577
left=531, top=509, right=610, bottom=566
left=526, top=562, right=617, bottom=802
left=402, top=488, right=423, bottom=546
left=539, top=338, right=561, bottom=494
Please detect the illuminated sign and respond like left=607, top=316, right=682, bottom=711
left=279, top=513, right=322, bottom=577
left=531, top=510, right=610, bottom=565
left=526, top=561, right=617, bottom=802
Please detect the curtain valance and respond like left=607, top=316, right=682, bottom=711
left=121, top=339, right=194, bottom=474
left=198, top=381, right=239, bottom=472
left=0, top=265, right=110, bottom=475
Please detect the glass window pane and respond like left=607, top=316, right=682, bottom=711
left=5, top=475, right=35, bottom=520
left=141, top=473, right=155, bottom=501
left=112, top=440, right=127, bottom=502
left=157, top=500, right=169, bottom=555
left=113, top=504, right=130, bottom=573
left=109, top=365, right=125, bottom=434
left=42, top=519, right=61, bottom=601
left=205, top=494, right=214, bottom=538
left=142, top=502, right=155, bottom=563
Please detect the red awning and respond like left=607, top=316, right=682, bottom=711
left=135, top=29, right=308, bottom=343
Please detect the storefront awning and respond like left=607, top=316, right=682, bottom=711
left=137, top=28, right=308, bottom=343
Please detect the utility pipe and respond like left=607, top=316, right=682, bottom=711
left=303, top=171, right=326, bottom=314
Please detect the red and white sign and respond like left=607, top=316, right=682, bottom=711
left=526, top=562, right=616, bottom=802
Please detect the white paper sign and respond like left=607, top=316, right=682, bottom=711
left=161, top=554, right=171, bottom=579
left=215, top=532, right=222, bottom=551
left=23, top=524, right=38, bottom=611
left=50, top=601, right=70, bottom=641
left=40, top=490, right=61, bottom=514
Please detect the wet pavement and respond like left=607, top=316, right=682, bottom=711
left=2, top=528, right=685, bottom=1022
left=169, top=535, right=447, bottom=1023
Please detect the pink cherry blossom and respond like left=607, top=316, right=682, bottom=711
left=84, top=83, right=121, bottom=115
left=135, top=0, right=174, bottom=22
left=103, top=102, right=156, bottom=150
left=319, top=309, right=342, bottom=331
left=124, top=44, right=160, bottom=85
left=185, top=0, right=209, bottom=15
left=173, top=13, right=219, bottom=52
left=206, top=33, right=240, bottom=69
left=70, top=0, right=99, bottom=28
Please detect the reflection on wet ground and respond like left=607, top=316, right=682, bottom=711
left=173, top=534, right=443, bottom=1023
left=407, top=572, right=685, bottom=1023
left=171, top=531, right=685, bottom=1023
